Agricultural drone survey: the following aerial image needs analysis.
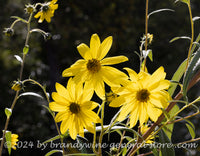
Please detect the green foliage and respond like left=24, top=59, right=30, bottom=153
left=5, top=131, right=12, bottom=155
left=159, top=130, right=175, bottom=156
left=183, top=47, right=200, bottom=99
left=45, top=149, right=63, bottom=156
left=4, top=108, right=12, bottom=119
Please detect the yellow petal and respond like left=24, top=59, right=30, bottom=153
left=98, top=36, right=113, bottom=59
left=129, top=107, right=139, bottom=128
left=94, top=77, right=105, bottom=100
left=55, top=83, right=70, bottom=99
left=147, top=103, right=162, bottom=122
left=52, top=92, right=69, bottom=104
left=109, top=96, right=126, bottom=107
left=49, top=102, right=67, bottom=112
left=101, top=56, right=128, bottom=65
left=80, top=81, right=94, bottom=102
left=149, top=80, right=170, bottom=92
left=123, top=67, right=138, bottom=82
left=69, top=116, right=78, bottom=140
left=138, top=102, right=148, bottom=125
left=34, top=12, right=42, bottom=18
left=90, top=34, right=100, bottom=58
left=55, top=111, right=68, bottom=122
left=101, top=66, right=127, bottom=87
left=77, top=43, right=91, bottom=60
left=62, top=59, right=86, bottom=77
left=60, top=118, right=71, bottom=134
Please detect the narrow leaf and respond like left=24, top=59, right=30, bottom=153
left=5, top=131, right=12, bottom=155
left=23, top=45, right=29, bottom=55
left=175, top=0, right=189, bottom=4
left=14, top=55, right=23, bottom=63
left=169, top=36, right=191, bottom=43
left=148, top=50, right=153, bottom=61
left=148, top=9, right=174, bottom=18
left=163, top=104, right=179, bottom=139
left=183, top=48, right=200, bottom=98
left=5, top=108, right=12, bottom=119
left=45, top=149, right=63, bottom=156
left=185, top=119, right=195, bottom=139
left=193, top=16, right=200, bottom=22
left=42, top=135, right=60, bottom=144
left=19, top=92, right=43, bottom=99
left=159, top=130, right=175, bottom=156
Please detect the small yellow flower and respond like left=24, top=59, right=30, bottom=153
left=49, top=78, right=101, bottom=140
left=62, top=34, right=128, bottom=99
left=140, top=125, right=154, bottom=144
left=109, top=67, right=171, bottom=127
left=34, top=0, right=58, bottom=23
left=11, top=81, right=22, bottom=91
left=105, top=91, right=118, bottom=103
left=11, top=134, right=19, bottom=150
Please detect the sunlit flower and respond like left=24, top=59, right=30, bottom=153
left=34, top=0, right=58, bottom=23
left=140, top=124, right=154, bottom=144
left=109, top=66, right=171, bottom=127
left=49, top=78, right=101, bottom=140
left=11, top=134, right=19, bottom=150
left=11, top=81, right=22, bottom=91
left=62, top=34, right=128, bottom=99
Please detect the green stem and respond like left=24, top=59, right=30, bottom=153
left=0, top=13, right=33, bottom=156
left=97, top=101, right=105, bottom=156
left=143, top=0, right=149, bottom=71
left=185, top=0, right=194, bottom=72
left=22, top=79, right=65, bottom=155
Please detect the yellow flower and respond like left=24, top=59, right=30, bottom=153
left=62, top=34, right=128, bottom=99
left=49, top=78, right=101, bottom=140
left=109, top=66, right=171, bottom=127
left=11, top=134, right=19, bottom=150
left=140, top=125, right=154, bottom=144
left=11, top=81, right=22, bottom=91
left=34, top=0, right=58, bottom=23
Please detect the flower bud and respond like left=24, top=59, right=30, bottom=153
left=3, top=28, right=14, bottom=37
left=11, top=81, right=22, bottom=91
left=25, top=4, right=35, bottom=14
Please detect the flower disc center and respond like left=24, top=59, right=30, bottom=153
left=42, top=5, right=49, bottom=12
left=87, top=59, right=101, bottom=73
left=136, top=89, right=150, bottom=102
left=69, top=103, right=80, bottom=114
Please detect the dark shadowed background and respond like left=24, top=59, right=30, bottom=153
left=0, top=0, right=200, bottom=155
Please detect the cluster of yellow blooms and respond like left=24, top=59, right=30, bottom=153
left=50, top=33, right=171, bottom=140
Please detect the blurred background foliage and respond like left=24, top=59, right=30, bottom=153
left=0, top=0, right=200, bottom=155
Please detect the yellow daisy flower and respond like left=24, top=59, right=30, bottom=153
left=109, top=66, right=171, bottom=127
left=11, top=134, right=19, bottom=150
left=62, top=34, right=128, bottom=99
left=49, top=78, right=101, bottom=140
left=34, top=0, right=58, bottom=23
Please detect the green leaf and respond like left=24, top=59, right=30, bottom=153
left=11, top=16, right=28, bottom=23
left=168, top=59, right=187, bottom=96
left=5, top=131, right=12, bottom=155
left=148, top=50, right=153, bottom=61
left=23, top=45, right=29, bottom=55
left=163, top=104, right=179, bottom=139
left=152, top=148, right=159, bottom=156
left=169, top=36, right=191, bottom=43
left=193, top=16, right=200, bottom=22
left=42, top=135, right=61, bottom=144
left=185, top=119, right=195, bottom=139
left=5, top=108, right=12, bottom=119
left=183, top=48, right=200, bottom=98
left=14, top=55, right=23, bottom=63
left=45, top=149, right=63, bottom=156
left=148, top=9, right=174, bottom=18
left=19, top=92, right=43, bottom=99
left=159, top=129, right=175, bottom=156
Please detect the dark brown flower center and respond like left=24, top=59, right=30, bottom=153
left=69, top=103, right=80, bottom=114
left=86, top=59, right=101, bottom=73
left=42, top=5, right=49, bottom=12
left=136, top=89, right=150, bottom=102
